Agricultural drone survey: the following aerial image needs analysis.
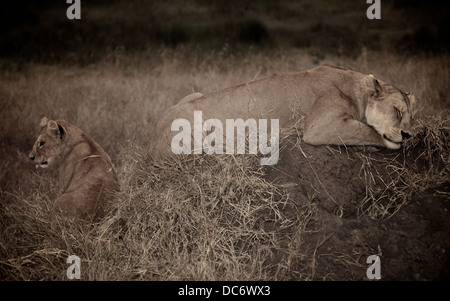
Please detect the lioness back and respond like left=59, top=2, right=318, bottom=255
left=147, top=65, right=415, bottom=161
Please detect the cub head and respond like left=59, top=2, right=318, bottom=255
left=29, top=117, right=67, bottom=169
left=365, top=76, right=415, bottom=149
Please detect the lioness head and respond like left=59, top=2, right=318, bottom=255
left=365, top=76, right=415, bottom=149
left=29, top=117, right=67, bottom=169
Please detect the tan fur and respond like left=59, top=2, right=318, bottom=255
left=147, top=65, right=415, bottom=160
left=29, top=118, right=119, bottom=222
left=178, top=92, right=204, bottom=105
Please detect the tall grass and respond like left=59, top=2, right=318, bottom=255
left=1, top=149, right=312, bottom=280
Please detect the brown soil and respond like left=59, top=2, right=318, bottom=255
left=264, top=137, right=450, bottom=280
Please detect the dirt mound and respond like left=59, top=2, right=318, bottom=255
left=264, top=114, right=449, bottom=280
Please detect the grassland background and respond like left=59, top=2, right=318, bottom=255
left=0, top=0, right=449, bottom=280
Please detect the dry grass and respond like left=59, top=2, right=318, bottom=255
left=357, top=111, right=449, bottom=220
left=1, top=49, right=449, bottom=280
left=0, top=147, right=314, bottom=280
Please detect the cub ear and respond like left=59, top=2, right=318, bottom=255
left=46, top=120, right=67, bottom=141
left=40, top=116, right=49, bottom=128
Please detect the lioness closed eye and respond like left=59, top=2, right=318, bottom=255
left=29, top=117, right=119, bottom=222
left=147, top=65, right=415, bottom=160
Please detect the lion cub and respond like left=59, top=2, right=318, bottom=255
left=29, top=117, right=119, bottom=222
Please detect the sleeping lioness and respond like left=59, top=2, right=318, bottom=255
left=147, top=65, right=415, bottom=162
left=29, top=117, right=119, bottom=222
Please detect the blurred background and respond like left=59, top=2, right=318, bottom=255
left=1, top=0, right=449, bottom=65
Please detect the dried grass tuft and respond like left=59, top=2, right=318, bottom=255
left=357, top=111, right=449, bottom=220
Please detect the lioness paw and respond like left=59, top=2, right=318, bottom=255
left=384, top=139, right=401, bottom=150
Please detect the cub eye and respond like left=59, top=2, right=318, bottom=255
left=394, top=107, right=402, bottom=120
left=38, top=141, right=45, bottom=148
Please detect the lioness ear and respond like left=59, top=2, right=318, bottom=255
left=406, top=92, right=416, bottom=108
left=40, top=116, right=49, bottom=128
left=367, top=75, right=382, bottom=98
left=47, top=120, right=66, bottom=141
left=373, top=79, right=382, bottom=97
